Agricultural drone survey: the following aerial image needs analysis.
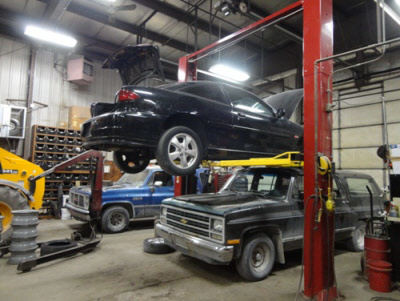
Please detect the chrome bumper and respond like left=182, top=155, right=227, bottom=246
left=155, top=222, right=234, bottom=265
left=65, top=203, right=91, bottom=222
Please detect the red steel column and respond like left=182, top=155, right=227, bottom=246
left=303, top=0, right=336, bottom=299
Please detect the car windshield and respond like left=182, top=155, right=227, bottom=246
left=220, top=169, right=291, bottom=200
left=116, top=170, right=150, bottom=186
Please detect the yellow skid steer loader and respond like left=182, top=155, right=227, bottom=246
left=0, top=148, right=45, bottom=241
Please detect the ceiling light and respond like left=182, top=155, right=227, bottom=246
left=375, top=0, right=400, bottom=26
left=209, top=64, right=250, bottom=82
left=24, top=25, right=77, bottom=48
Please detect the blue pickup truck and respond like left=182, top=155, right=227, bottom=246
left=66, top=166, right=176, bottom=233
left=66, top=166, right=209, bottom=233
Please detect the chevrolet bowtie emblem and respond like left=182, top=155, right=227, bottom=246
left=180, top=218, right=188, bottom=224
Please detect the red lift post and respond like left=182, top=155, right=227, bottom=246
left=177, top=1, right=336, bottom=299
left=303, top=0, right=335, bottom=299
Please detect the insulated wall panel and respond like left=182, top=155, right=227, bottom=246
left=0, top=37, right=30, bottom=105
left=340, top=125, right=382, bottom=148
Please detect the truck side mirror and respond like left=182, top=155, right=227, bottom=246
left=276, top=108, right=286, bottom=118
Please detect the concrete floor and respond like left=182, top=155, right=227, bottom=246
left=1, top=220, right=399, bottom=301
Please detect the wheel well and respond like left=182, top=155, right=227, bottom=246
left=101, top=203, right=134, bottom=218
left=163, top=114, right=208, bottom=149
left=239, top=226, right=285, bottom=264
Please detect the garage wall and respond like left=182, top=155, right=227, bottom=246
left=31, top=48, right=122, bottom=126
left=332, top=77, right=400, bottom=188
left=0, top=38, right=30, bottom=104
left=0, top=35, right=122, bottom=128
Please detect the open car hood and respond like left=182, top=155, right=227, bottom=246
left=102, top=44, right=165, bottom=86
left=262, top=89, right=303, bottom=120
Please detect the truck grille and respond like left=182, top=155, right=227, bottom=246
left=69, top=191, right=90, bottom=209
left=162, top=205, right=224, bottom=243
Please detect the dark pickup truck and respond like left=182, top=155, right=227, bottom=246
left=155, top=167, right=384, bottom=281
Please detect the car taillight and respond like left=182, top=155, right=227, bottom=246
left=118, top=89, right=140, bottom=102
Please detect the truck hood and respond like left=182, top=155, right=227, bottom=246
left=164, top=191, right=278, bottom=216
left=262, top=89, right=303, bottom=120
left=71, top=184, right=141, bottom=195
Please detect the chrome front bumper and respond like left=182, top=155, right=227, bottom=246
left=155, top=222, right=234, bottom=265
left=65, top=203, right=91, bottom=222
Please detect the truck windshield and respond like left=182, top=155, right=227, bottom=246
left=221, top=169, right=291, bottom=200
left=116, top=170, right=150, bottom=186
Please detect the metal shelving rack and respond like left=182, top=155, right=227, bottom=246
left=31, top=125, right=93, bottom=217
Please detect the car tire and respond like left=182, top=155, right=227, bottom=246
left=156, top=126, right=203, bottom=175
left=40, top=239, right=78, bottom=256
left=113, top=150, right=150, bottom=174
left=235, top=233, right=276, bottom=281
left=346, top=221, right=366, bottom=252
left=101, top=206, right=130, bottom=233
left=143, top=237, right=175, bottom=254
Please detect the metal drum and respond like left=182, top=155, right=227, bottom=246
left=7, top=210, right=39, bottom=265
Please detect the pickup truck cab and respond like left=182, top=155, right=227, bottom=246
left=67, top=166, right=174, bottom=233
left=155, top=167, right=384, bottom=281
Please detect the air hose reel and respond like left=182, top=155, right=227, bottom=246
left=317, top=154, right=335, bottom=214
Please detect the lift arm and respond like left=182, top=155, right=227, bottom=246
left=29, top=150, right=104, bottom=219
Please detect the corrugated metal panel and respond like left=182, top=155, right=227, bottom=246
left=0, top=35, right=121, bottom=128
left=31, top=48, right=121, bottom=127
left=332, top=82, right=400, bottom=189
left=0, top=36, right=30, bottom=104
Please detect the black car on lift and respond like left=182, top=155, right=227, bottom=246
left=82, top=47, right=303, bottom=175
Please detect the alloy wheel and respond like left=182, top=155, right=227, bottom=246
left=167, top=133, right=199, bottom=169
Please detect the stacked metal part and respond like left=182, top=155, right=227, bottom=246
left=0, top=215, right=3, bottom=242
left=7, top=210, right=38, bottom=265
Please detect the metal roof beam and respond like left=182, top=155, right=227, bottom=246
left=132, top=0, right=263, bottom=54
left=42, top=0, right=72, bottom=21
left=37, top=0, right=194, bottom=53
left=132, top=0, right=231, bottom=38
left=247, top=3, right=303, bottom=44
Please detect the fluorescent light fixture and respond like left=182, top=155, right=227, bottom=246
left=24, top=25, right=77, bottom=48
left=375, top=0, right=400, bottom=26
left=209, top=64, right=250, bottom=82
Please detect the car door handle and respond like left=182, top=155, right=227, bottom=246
left=237, top=112, right=246, bottom=118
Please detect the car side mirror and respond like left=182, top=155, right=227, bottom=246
left=154, top=181, right=163, bottom=187
left=276, top=108, right=286, bottom=118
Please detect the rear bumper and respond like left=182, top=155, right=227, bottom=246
left=65, top=203, right=91, bottom=222
left=155, top=222, right=234, bottom=265
left=81, top=112, right=163, bottom=151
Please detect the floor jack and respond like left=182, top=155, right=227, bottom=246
left=1, top=150, right=104, bottom=272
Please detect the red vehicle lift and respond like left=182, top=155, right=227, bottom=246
left=177, top=0, right=336, bottom=299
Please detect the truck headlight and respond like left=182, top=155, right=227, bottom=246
left=212, top=219, right=223, bottom=232
left=161, top=207, right=167, bottom=216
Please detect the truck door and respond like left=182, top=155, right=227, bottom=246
left=333, top=176, right=357, bottom=240
left=288, top=175, right=305, bottom=248
left=340, top=175, right=382, bottom=221
left=145, top=171, right=174, bottom=217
